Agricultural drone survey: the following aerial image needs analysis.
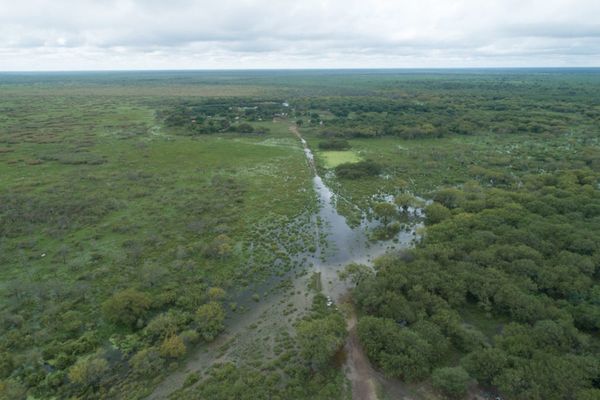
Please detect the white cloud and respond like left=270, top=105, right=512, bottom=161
left=0, top=0, right=599, bottom=70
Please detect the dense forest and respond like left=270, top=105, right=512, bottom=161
left=353, top=170, right=600, bottom=399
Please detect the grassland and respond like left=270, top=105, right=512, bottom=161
left=318, top=150, right=362, bottom=168
left=0, top=80, right=320, bottom=398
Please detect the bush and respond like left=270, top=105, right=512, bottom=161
left=357, top=316, right=434, bottom=381
left=296, top=313, right=347, bottom=370
left=461, top=348, right=508, bottom=385
left=0, top=379, right=27, bottom=400
left=102, top=288, right=151, bottom=328
left=129, top=348, right=164, bottom=377
left=230, top=123, right=255, bottom=134
left=0, top=353, right=14, bottom=379
left=424, top=203, right=451, bottom=225
left=159, top=335, right=186, bottom=359
left=318, top=138, right=350, bottom=150
left=577, top=389, right=600, bottom=400
left=68, top=356, right=109, bottom=387
left=196, top=302, right=225, bottom=341
left=204, top=234, right=233, bottom=259
left=431, top=367, right=470, bottom=398
left=144, top=311, right=183, bottom=341
left=180, top=329, right=200, bottom=346
left=335, top=160, right=382, bottom=179
left=183, top=372, right=200, bottom=387
left=207, top=287, right=226, bottom=301
left=373, top=202, right=397, bottom=226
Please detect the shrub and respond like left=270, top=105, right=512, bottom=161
left=461, top=348, right=508, bottom=385
left=129, top=348, right=164, bottom=377
left=144, top=311, right=182, bottom=341
left=0, top=353, right=14, bottom=379
left=318, top=138, right=350, bottom=150
left=373, top=202, right=397, bottom=226
left=102, top=288, right=151, bottom=328
left=335, top=160, right=382, bottom=179
left=296, top=313, right=347, bottom=370
left=431, top=367, right=470, bottom=398
left=232, top=123, right=254, bottom=133
left=68, top=356, right=109, bottom=387
left=207, top=287, right=226, bottom=301
left=0, top=379, right=27, bottom=400
left=424, top=203, right=451, bottom=225
left=196, top=302, right=225, bottom=341
left=159, top=335, right=186, bottom=359
left=358, top=316, right=434, bottom=381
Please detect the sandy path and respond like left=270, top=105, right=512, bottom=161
left=344, top=309, right=379, bottom=400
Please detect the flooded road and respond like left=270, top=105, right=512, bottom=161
left=291, top=125, right=420, bottom=400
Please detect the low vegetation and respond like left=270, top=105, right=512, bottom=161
left=1, top=69, right=599, bottom=399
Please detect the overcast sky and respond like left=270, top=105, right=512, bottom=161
left=1, top=0, right=599, bottom=70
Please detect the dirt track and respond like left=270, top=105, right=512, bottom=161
left=344, top=309, right=379, bottom=400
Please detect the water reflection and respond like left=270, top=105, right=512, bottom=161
left=301, top=138, right=420, bottom=300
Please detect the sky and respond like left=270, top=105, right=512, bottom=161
left=1, top=0, right=599, bottom=71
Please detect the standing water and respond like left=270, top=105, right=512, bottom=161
left=293, top=125, right=422, bottom=400
left=295, top=127, right=420, bottom=301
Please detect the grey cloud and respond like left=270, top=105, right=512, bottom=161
left=0, top=0, right=599, bottom=70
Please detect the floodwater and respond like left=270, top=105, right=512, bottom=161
left=147, top=126, right=421, bottom=400
left=296, top=128, right=420, bottom=302
left=294, top=126, right=421, bottom=400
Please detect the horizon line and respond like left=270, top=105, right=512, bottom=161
left=1, top=66, right=600, bottom=74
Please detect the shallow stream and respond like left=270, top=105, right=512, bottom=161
left=297, top=130, right=420, bottom=302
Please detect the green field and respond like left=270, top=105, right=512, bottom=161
left=318, top=150, right=362, bottom=168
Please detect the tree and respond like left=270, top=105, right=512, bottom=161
left=235, top=123, right=254, bottom=133
left=144, top=311, right=182, bottom=341
left=318, top=138, right=350, bottom=150
left=159, top=335, right=186, bottom=359
left=577, top=389, right=600, bottom=400
left=205, top=234, right=233, bottom=259
left=296, top=314, right=347, bottom=370
left=196, top=301, right=225, bottom=341
left=395, top=193, right=421, bottom=212
left=357, top=316, right=433, bottom=381
left=0, top=353, right=14, bottom=379
left=373, top=202, right=397, bottom=227
left=493, top=352, right=600, bottom=399
left=461, top=348, right=508, bottom=385
left=0, top=379, right=26, bottom=400
left=68, top=356, right=109, bottom=387
left=335, top=160, right=382, bottom=179
left=411, top=320, right=450, bottom=362
left=433, top=188, right=464, bottom=209
left=431, top=367, right=470, bottom=399
left=129, top=348, right=164, bottom=377
left=338, top=263, right=372, bottom=286
left=207, top=287, right=226, bottom=301
left=102, top=288, right=151, bottom=328
left=425, top=203, right=451, bottom=225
